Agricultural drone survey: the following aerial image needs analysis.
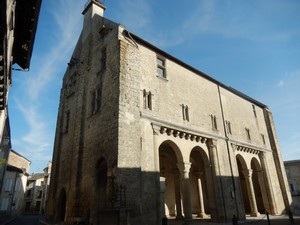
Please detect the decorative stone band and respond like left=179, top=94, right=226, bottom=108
left=159, top=126, right=208, bottom=144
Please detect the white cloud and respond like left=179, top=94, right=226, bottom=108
left=11, top=0, right=86, bottom=172
left=25, top=0, right=85, bottom=100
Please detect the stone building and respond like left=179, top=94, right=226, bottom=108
left=284, top=160, right=300, bottom=216
left=24, top=162, right=51, bottom=214
left=0, top=149, right=30, bottom=216
left=48, top=1, right=292, bottom=225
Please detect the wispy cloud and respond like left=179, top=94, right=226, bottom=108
left=11, top=0, right=86, bottom=172
left=26, top=0, right=85, bottom=100
left=137, top=0, right=300, bottom=49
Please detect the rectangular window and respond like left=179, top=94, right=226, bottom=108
left=245, top=128, right=251, bottom=141
left=211, top=115, right=218, bottom=130
left=37, top=190, right=42, bottom=199
left=252, top=104, right=257, bottom=118
left=261, top=134, right=266, bottom=145
left=290, top=183, right=295, bottom=193
left=91, top=88, right=102, bottom=114
left=226, top=120, right=232, bottom=135
left=63, top=111, right=70, bottom=133
left=157, top=57, right=166, bottom=78
left=4, top=178, right=12, bottom=192
left=182, top=104, right=189, bottom=121
left=143, top=89, right=152, bottom=110
left=0, top=198, right=9, bottom=211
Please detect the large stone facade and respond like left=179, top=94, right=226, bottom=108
left=48, top=1, right=292, bottom=225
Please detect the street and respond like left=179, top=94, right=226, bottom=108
left=5, top=214, right=45, bottom=225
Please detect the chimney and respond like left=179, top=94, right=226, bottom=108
left=82, top=0, right=106, bottom=39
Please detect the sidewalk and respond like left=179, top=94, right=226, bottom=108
left=168, top=214, right=300, bottom=225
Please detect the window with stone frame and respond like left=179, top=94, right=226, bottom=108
left=91, top=87, right=102, bottom=115
left=63, top=110, right=70, bottom=133
left=261, top=133, right=266, bottom=145
left=225, top=120, right=232, bottom=135
left=211, top=114, right=218, bottom=130
left=182, top=104, right=189, bottom=121
left=143, top=89, right=152, bottom=110
left=252, top=104, right=257, bottom=118
left=245, top=128, right=251, bottom=141
left=156, top=56, right=166, bottom=78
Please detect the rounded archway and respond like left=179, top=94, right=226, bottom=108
left=57, top=188, right=67, bottom=222
left=159, top=140, right=183, bottom=219
left=251, top=158, right=266, bottom=213
left=96, top=157, right=108, bottom=208
left=189, top=146, right=211, bottom=218
left=236, top=155, right=251, bottom=214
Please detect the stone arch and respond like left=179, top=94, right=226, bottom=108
left=236, top=154, right=251, bottom=214
left=159, top=140, right=183, bottom=219
left=56, top=188, right=67, bottom=222
left=189, top=146, right=212, bottom=218
left=251, top=157, right=267, bottom=213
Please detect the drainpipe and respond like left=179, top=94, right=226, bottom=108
left=217, top=85, right=240, bottom=219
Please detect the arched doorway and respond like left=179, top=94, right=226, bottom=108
left=189, top=147, right=211, bottom=218
left=159, top=140, right=183, bottom=219
left=236, top=155, right=251, bottom=214
left=96, top=157, right=108, bottom=208
left=57, top=188, right=67, bottom=222
left=251, top=158, right=267, bottom=213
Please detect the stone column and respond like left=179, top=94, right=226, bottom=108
left=206, top=138, right=226, bottom=222
left=173, top=170, right=183, bottom=219
left=151, top=123, right=162, bottom=224
left=195, top=172, right=206, bottom=218
left=259, top=152, right=277, bottom=214
left=160, top=177, right=166, bottom=218
left=177, top=162, right=193, bottom=224
left=242, top=169, right=260, bottom=217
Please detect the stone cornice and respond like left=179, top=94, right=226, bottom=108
left=141, top=112, right=223, bottom=143
left=231, top=142, right=272, bottom=155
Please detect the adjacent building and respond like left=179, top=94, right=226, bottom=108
left=285, top=160, right=300, bottom=216
left=0, top=0, right=42, bottom=197
left=48, top=1, right=292, bottom=225
left=0, top=149, right=30, bottom=216
left=24, top=162, right=51, bottom=214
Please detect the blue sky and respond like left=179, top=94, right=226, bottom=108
left=9, top=0, right=300, bottom=173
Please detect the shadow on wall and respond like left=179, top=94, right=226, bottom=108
left=49, top=166, right=294, bottom=225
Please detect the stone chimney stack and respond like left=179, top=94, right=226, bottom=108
left=82, top=0, right=106, bottom=40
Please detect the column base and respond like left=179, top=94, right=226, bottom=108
left=197, top=212, right=207, bottom=218
left=250, top=212, right=260, bottom=217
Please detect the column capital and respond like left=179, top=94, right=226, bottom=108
left=151, top=123, right=161, bottom=135
left=206, top=138, right=218, bottom=150
left=177, top=162, right=191, bottom=178
left=242, top=169, right=253, bottom=178
left=258, top=151, right=266, bottom=159
left=231, top=143, right=237, bottom=152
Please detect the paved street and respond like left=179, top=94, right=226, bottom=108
left=2, top=214, right=45, bottom=225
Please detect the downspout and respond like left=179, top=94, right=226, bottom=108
left=217, top=85, right=240, bottom=219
